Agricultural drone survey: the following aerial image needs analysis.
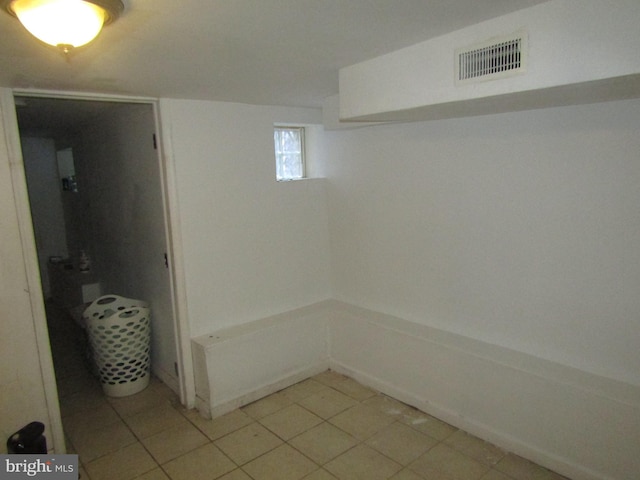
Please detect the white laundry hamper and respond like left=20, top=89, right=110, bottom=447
left=83, top=295, right=151, bottom=397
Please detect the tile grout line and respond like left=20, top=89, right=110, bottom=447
left=63, top=366, right=563, bottom=480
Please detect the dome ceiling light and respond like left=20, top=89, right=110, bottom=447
left=2, top=0, right=124, bottom=54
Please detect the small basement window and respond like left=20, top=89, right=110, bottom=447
left=274, top=126, right=305, bottom=181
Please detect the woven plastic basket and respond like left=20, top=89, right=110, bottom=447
left=83, top=295, right=151, bottom=397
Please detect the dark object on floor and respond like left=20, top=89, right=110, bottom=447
left=6, top=421, right=47, bottom=453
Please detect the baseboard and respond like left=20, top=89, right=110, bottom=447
left=152, top=365, right=179, bottom=396
left=208, top=363, right=329, bottom=418
left=328, top=302, right=640, bottom=480
left=189, top=300, right=639, bottom=480
left=330, top=360, right=612, bottom=480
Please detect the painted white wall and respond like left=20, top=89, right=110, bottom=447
left=324, top=98, right=640, bottom=387
left=21, top=137, right=69, bottom=298
left=181, top=95, right=640, bottom=480
left=339, top=0, right=640, bottom=121
left=159, top=99, right=331, bottom=338
left=71, top=103, right=178, bottom=388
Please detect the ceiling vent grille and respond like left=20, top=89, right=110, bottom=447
left=456, top=31, right=527, bottom=83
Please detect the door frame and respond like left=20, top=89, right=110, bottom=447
left=2, top=88, right=194, bottom=450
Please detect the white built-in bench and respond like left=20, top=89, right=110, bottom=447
left=191, top=300, right=640, bottom=480
left=191, top=301, right=332, bottom=418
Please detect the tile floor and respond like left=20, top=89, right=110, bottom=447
left=47, top=302, right=569, bottom=480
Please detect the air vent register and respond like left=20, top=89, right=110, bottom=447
left=456, top=31, right=527, bottom=83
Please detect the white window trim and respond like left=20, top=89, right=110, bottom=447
left=274, top=125, right=306, bottom=181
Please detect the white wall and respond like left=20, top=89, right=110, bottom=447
left=182, top=96, right=640, bottom=480
left=324, top=98, right=640, bottom=387
left=339, top=0, right=640, bottom=121
left=159, top=99, right=331, bottom=338
left=21, top=137, right=69, bottom=298
left=71, top=103, right=178, bottom=388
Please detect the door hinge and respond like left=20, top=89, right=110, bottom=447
left=164, top=253, right=169, bottom=269
left=152, top=133, right=157, bottom=150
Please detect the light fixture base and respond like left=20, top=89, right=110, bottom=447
left=2, top=0, right=124, bottom=22
left=1, top=0, right=124, bottom=49
left=85, top=0, right=124, bottom=25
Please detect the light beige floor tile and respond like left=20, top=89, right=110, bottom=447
left=259, top=404, right=323, bottom=440
left=298, top=388, right=358, bottom=420
left=325, top=444, right=402, bottom=480
left=302, top=469, right=337, bottom=479
left=331, top=378, right=377, bottom=401
left=480, top=469, right=516, bottom=480
left=72, top=419, right=137, bottom=462
left=54, top=355, right=88, bottom=380
left=162, top=443, right=236, bottom=480
left=444, top=430, right=505, bottom=466
left=63, top=401, right=121, bottom=439
left=280, top=379, right=329, bottom=402
left=399, top=409, right=458, bottom=441
left=214, top=422, right=283, bottom=465
left=107, top=387, right=171, bottom=418
left=59, top=386, right=109, bottom=418
left=182, top=408, right=254, bottom=441
left=57, top=371, right=100, bottom=399
left=64, top=435, right=77, bottom=455
left=179, top=407, right=209, bottom=426
left=289, top=422, right=358, bottom=465
left=242, top=392, right=293, bottom=419
left=78, top=466, right=88, bottom=479
left=85, top=442, right=157, bottom=480
left=494, top=453, right=569, bottom=480
left=242, top=444, right=318, bottom=480
left=218, top=470, right=253, bottom=480
left=125, top=402, right=192, bottom=439
left=142, top=422, right=209, bottom=464
left=396, top=464, right=452, bottom=480
left=134, top=468, right=171, bottom=479
left=362, top=394, right=412, bottom=418
left=409, top=443, right=490, bottom=480
left=365, top=422, right=438, bottom=465
left=389, top=468, right=429, bottom=480
left=148, top=377, right=181, bottom=403
left=311, top=371, right=349, bottom=388
left=328, top=404, right=396, bottom=441
left=54, top=354, right=563, bottom=480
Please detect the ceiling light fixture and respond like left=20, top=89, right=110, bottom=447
left=2, top=0, right=124, bottom=54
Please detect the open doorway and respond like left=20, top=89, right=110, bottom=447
left=15, top=95, right=181, bottom=405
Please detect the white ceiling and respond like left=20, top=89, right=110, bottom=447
left=0, top=0, right=548, bottom=108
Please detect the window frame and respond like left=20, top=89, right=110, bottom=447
left=274, top=125, right=306, bottom=181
